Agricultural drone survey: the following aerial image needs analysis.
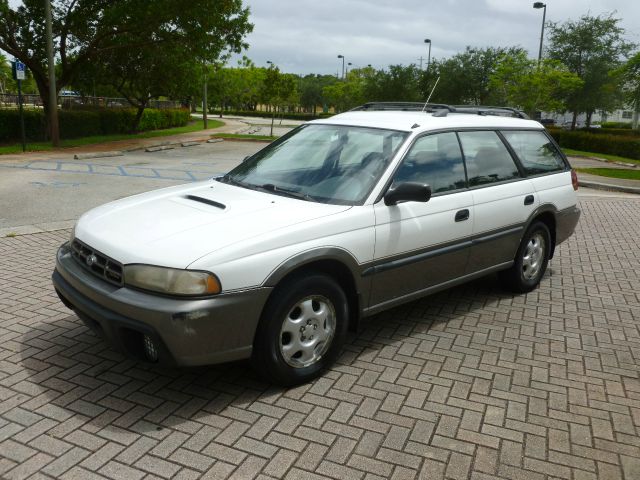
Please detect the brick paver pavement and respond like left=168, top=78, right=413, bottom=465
left=1, top=195, right=639, bottom=480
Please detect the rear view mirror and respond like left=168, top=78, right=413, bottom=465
left=384, top=182, right=432, bottom=206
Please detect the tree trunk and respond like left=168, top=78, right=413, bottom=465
left=633, top=105, right=639, bottom=130
left=33, top=74, right=52, bottom=141
left=571, top=111, right=578, bottom=130
left=585, top=111, right=593, bottom=128
left=132, top=105, right=146, bottom=132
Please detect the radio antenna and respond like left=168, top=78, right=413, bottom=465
left=422, top=76, right=441, bottom=112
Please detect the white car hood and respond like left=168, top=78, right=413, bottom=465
left=75, top=180, right=351, bottom=268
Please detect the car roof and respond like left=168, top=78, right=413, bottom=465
left=311, top=110, right=544, bottom=133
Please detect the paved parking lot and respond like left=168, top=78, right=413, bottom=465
left=0, top=140, right=265, bottom=233
left=1, top=193, right=639, bottom=480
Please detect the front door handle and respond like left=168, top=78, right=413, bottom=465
left=524, top=195, right=534, bottom=206
left=455, top=209, right=470, bottom=222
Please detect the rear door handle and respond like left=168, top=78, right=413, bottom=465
left=524, top=195, right=534, bottom=206
left=455, top=209, right=470, bottom=222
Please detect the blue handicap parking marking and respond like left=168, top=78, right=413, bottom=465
left=0, top=160, right=219, bottom=182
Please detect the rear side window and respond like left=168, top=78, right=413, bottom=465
left=393, top=132, right=466, bottom=194
left=501, top=130, right=566, bottom=174
left=458, top=131, right=520, bottom=186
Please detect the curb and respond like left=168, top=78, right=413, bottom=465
left=579, top=180, right=640, bottom=195
left=145, top=145, right=175, bottom=152
left=73, top=151, right=124, bottom=160
left=210, top=137, right=273, bottom=143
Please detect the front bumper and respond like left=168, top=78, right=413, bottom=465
left=52, top=242, right=272, bottom=366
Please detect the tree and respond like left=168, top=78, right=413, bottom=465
left=363, top=65, right=422, bottom=102
left=85, top=45, right=203, bottom=130
left=616, top=52, right=640, bottom=129
left=0, top=0, right=252, bottom=135
left=299, top=74, right=337, bottom=114
left=0, top=52, right=12, bottom=93
left=323, top=73, right=366, bottom=112
left=260, top=65, right=298, bottom=135
left=547, top=13, right=634, bottom=128
left=489, top=52, right=583, bottom=117
left=427, top=46, right=527, bottom=105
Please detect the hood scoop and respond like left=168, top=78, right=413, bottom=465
left=184, top=195, right=226, bottom=210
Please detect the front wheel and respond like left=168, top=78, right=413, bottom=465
left=499, top=221, right=551, bottom=293
left=252, top=273, right=348, bottom=386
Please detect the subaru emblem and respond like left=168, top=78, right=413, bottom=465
left=86, top=254, right=97, bottom=267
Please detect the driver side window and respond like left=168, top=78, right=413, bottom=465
left=393, top=132, right=466, bottom=194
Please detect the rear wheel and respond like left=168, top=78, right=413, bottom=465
left=252, top=273, right=348, bottom=386
left=499, top=221, right=551, bottom=293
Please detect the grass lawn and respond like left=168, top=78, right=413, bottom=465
left=211, top=133, right=278, bottom=141
left=0, top=119, right=224, bottom=155
left=563, top=148, right=640, bottom=165
left=576, top=167, right=640, bottom=180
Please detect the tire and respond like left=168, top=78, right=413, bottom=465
left=499, top=221, right=551, bottom=293
left=252, top=273, right=349, bottom=386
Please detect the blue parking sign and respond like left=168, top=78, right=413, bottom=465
left=13, top=61, right=26, bottom=80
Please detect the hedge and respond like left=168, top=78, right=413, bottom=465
left=601, top=121, right=633, bottom=129
left=548, top=129, right=640, bottom=160
left=581, top=128, right=640, bottom=137
left=0, top=107, right=190, bottom=142
left=213, top=109, right=333, bottom=121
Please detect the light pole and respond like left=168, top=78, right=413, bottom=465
left=337, top=55, right=345, bottom=80
left=424, top=39, right=432, bottom=72
left=202, top=63, right=208, bottom=129
left=44, top=0, right=59, bottom=146
left=347, top=62, right=352, bottom=77
left=533, top=2, right=547, bottom=63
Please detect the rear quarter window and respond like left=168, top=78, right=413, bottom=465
left=502, top=130, right=566, bottom=175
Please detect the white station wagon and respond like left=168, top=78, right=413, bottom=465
left=53, top=103, right=580, bottom=385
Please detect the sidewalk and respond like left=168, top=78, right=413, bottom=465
left=0, top=115, right=250, bottom=163
left=568, top=155, right=640, bottom=194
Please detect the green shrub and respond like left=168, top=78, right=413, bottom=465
left=601, top=121, right=632, bottom=129
left=581, top=128, right=640, bottom=137
left=0, top=109, right=45, bottom=141
left=0, top=107, right=190, bottom=142
left=548, top=130, right=640, bottom=160
left=59, top=110, right=102, bottom=139
left=216, top=109, right=333, bottom=121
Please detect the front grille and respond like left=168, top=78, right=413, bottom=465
left=70, top=239, right=124, bottom=287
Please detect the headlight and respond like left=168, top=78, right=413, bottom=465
left=124, top=265, right=221, bottom=296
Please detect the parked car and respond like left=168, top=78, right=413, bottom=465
left=53, top=103, right=581, bottom=385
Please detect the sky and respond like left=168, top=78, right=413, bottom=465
left=4, top=0, right=640, bottom=75
left=232, top=0, right=640, bottom=75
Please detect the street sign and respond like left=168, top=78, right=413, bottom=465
left=13, top=61, right=26, bottom=81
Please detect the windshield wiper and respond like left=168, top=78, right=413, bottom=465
left=259, top=184, right=317, bottom=202
left=219, top=174, right=249, bottom=188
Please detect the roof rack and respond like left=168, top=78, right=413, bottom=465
left=351, top=102, right=454, bottom=113
left=452, top=105, right=529, bottom=119
left=350, top=102, right=529, bottom=119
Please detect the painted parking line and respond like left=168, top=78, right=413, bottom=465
left=0, top=160, right=220, bottom=182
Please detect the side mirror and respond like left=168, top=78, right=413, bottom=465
left=242, top=156, right=251, bottom=163
left=384, top=182, right=432, bottom=206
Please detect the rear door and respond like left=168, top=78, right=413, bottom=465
left=458, top=130, right=537, bottom=274
left=370, top=131, right=473, bottom=307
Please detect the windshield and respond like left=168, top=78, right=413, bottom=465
left=219, top=124, right=410, bottom=205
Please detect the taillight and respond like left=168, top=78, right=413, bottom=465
left=571, top=169, right=579, bottom=191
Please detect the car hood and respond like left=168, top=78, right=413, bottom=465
left=74, top=180, right=351, bottom=268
